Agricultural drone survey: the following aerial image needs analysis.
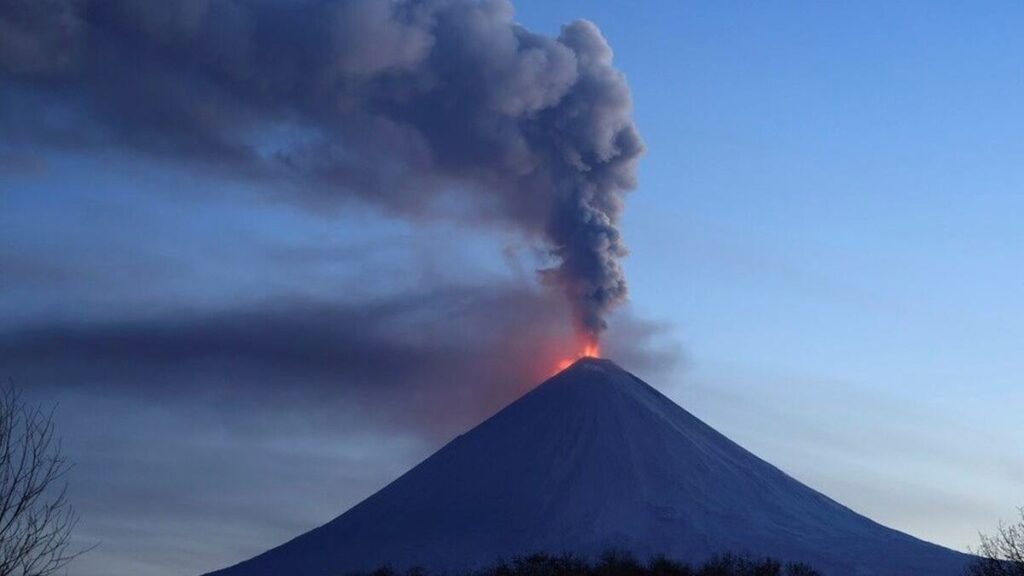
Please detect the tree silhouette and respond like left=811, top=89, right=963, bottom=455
left=968, top=508, right=1024, bottom=576
left=352, top=552, right=822, bottom=576
left=0, top=385, right=83, bottom=576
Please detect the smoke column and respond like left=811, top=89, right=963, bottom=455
left=0, top=0, right=643, bottom=343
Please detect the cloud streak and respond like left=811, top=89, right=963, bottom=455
left=1, top=283, right=676, bottom=439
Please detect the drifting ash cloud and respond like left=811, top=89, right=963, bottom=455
left=0, top=4, right=660, bottom=573
left=0, top=0, right=644, bottom=343
left=0, top=283, right=677, bottom=440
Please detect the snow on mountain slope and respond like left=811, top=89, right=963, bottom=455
left=203, top=358, right=971, bottom=576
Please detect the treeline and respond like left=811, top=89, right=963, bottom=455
left=358, top=551, right=822, bottom=576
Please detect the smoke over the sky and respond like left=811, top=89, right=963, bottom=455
left=0, top=3, right=659, bottom=574
left=0, top=284, right=676, bottom=438
left=0, top=0, right=643, bottom=341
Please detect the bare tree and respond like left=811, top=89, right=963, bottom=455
left=968, top=508, right=1024, bottom=576
left=0, top=386, right=82, bottom=576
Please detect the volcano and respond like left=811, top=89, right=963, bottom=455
left=205, top=358, right=970, bottom=576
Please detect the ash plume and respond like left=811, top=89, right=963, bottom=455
left=0, top=0, right=643, bottom=340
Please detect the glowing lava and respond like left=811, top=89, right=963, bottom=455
left=553, top=341, right=601, bottom=374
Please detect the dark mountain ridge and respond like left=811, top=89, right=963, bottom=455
left=205, top=358, right=971, bottom=576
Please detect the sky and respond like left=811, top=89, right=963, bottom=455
left=2, top=1, right=1023, bottom=575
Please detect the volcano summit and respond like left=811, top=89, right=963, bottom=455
left=205, top=358, right=970, bottom=576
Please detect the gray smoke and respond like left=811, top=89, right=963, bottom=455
left=0, top=0, right=643, bottom=341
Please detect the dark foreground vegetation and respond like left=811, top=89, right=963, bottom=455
left=0, top=386, right=82, bottom=576
left=357, top=552, right=822, bottom=576
left=967, top=507, right=1024, bottom=576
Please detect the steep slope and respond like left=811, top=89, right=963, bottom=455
left=204, top=358, right=971, bottom=576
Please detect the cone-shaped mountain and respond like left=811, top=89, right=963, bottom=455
left=205, top=358, right=970, bottom=576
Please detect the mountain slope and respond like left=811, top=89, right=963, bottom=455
left=204, top=358, right=971, bottom=576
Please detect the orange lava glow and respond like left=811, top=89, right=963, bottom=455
left=552, top=340, right=601, bottom=374
left=555, top=358, right=575, bottom=372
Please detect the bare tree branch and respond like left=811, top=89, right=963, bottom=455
left=968, top=507, right=1024, bottom=576
left=0, top=385, right=86, bottom=576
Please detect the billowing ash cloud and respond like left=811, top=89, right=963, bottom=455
left=0, top=0, right=643, bottom=341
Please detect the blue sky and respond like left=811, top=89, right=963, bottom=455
left=518, top=0, right=1024, bottom=548
left=2, top=2, right=1022, bottom=574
